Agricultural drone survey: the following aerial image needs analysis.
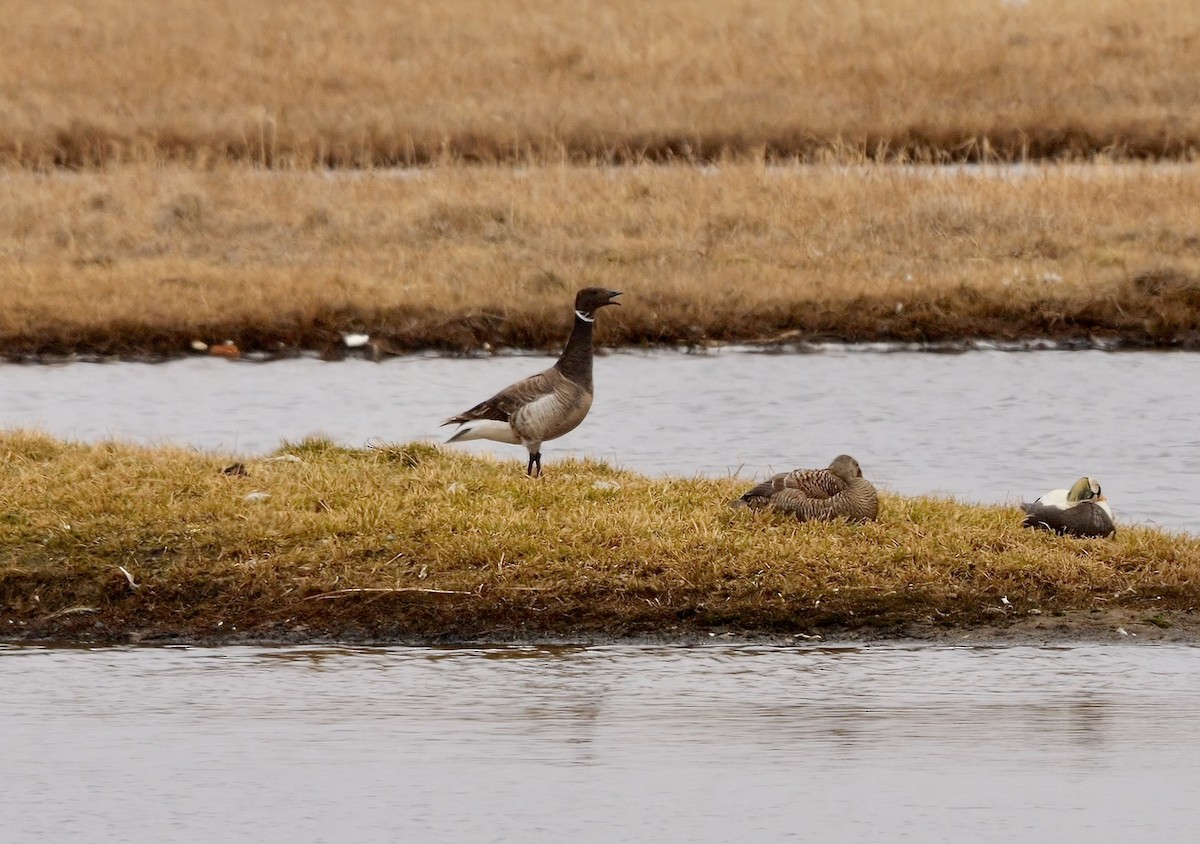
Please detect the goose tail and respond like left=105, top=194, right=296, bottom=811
left=443, top=418, right=522, bottom=445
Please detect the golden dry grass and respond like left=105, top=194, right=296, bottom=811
left=2, top=163, right=1200, bottom=357
left=2, top=432, right=1198, bottom=643
left=3, top=0, right=1200, bottom=166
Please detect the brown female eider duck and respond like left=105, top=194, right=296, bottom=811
left=732, top=454, right=879, bottom=523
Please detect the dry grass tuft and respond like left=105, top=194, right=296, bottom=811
left=2, top=432, right=1198, bottom=643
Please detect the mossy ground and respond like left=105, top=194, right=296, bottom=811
left=2, top=432, right=1197, bottom=644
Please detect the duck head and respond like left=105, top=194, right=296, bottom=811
left=1067, top=476, right=1102, bottom=504
left=828, top=454, right=864, bottom=482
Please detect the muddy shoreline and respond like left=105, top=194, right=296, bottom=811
left=5, top=608, right=1197, bottom=648
left=2, top=334, right=1195, bottom=367
left=5, top=280, right=1200, bottom=363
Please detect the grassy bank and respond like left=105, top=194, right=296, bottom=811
left=2, top=432, right=1197, bottom=644
left=4, top=163, right=1200, bottom=359
left=3, top=0, right=1200, bottom=166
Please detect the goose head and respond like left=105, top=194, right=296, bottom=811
left=827, top=454, right=864, bottom=482
left=575, top=287, right=622, bottom=318
left=1067, top=476, right=1102, bottom=505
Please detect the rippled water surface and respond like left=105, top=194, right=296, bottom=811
left=2, top=349, right=1198, bottom=531
left=3, top=643, right=1200, bottom=843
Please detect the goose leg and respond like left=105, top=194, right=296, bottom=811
left=526, top=451, right=543, bottom=478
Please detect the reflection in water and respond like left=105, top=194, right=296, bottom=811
left=2, top=349, right=1199, bottom=532
left=3, top=643, right=1200, bottom=843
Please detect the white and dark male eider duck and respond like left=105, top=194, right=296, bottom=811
left=731, top=454, right=879, bottom=523
left=1021, top=476, right=1116, bottom=538
left=441, top=287, right=621, bottom=477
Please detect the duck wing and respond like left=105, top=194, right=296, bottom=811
left=442, top=369, right=558, bottom=425
left=1021, top=501, right=1116, bottom=538
left=766, top=477, right=879, bottom=522
left=1031, top=488, right=1070, bottom=509
left=733, top=472, right=792, bottom=509
left=734, top=474, right=878, bottom=522
left=734, top=468, right=846, bottom=509
left=780, top=468, right=848, bottom=499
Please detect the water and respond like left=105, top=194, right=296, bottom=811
left=1, top=642, right=1198, bottom=843
left=2, top=348, right=1198, bottom=532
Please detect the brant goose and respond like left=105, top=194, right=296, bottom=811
left=1021, top=476, right=1115, bottom=538
left=731, top=454, right=879, bottom=522
left=441, top=287, right=621, bottom=477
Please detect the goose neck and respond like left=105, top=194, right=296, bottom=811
left=555, top=312, right=595, bottom=386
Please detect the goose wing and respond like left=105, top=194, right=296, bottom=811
left=1022, top=501, right=1115, bottom=538
left=442, top=369, right=557, bottom=426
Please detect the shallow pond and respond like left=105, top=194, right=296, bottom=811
left=2, top=348, right=1197, bottom=532
left=2, top=642, right=1199, bottom=843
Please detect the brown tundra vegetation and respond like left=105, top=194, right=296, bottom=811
left=1, top=164, right=1199, bottom=358
left=3, top=0, right=1200, bottom=166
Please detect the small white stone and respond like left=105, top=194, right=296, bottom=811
left=190, top=339, right=208, bottom=351
left=1117, top=627, right=1129, bottom=636
left=243, top=491, right=271, bottom=503
left=592, top=480, right=621, bottom=491
left=342, top=332, right=371, bottom=348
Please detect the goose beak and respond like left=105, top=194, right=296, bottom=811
left=607, top=290, right=622, bottom=306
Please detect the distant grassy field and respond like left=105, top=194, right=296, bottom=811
left=3, top=0, right=1199, bottom=166
left=2, top=432, right=1197, bottom=643
left=2, top=163, right=1199, bottom=358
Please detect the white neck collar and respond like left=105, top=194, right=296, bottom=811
left=574, top=310, right=595, bottom=323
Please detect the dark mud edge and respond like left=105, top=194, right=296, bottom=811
left=4, top=268, right=1200, bottom=361
left=5, top=335, right=1200, bottom=367
left=5, top=608, right=1198, bottom=648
